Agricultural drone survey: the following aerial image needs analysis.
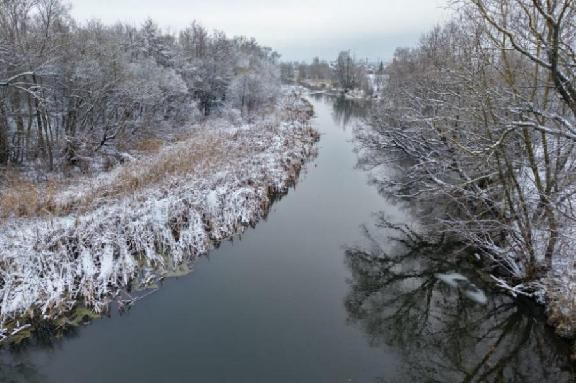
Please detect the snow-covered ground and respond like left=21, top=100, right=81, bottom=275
left=0, top=92, right=319, bottom=343
left=302, top=83, right=379, bottom=100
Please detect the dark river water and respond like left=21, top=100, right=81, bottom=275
left=1, top=94, right=574, bottom=382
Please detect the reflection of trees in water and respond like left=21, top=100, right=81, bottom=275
left=345, top=217, right=575, bottom=382
left=331, top=96, right=370, bottom=128
left=309, top=93, right=370, bottom=128
left=0, top=324, right=82, bottom=382
left=0, top=355, right=46, bottom=383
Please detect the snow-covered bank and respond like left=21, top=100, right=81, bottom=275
left=302, top=84, right=375, bottom=101
left=0, top=92, right=319, bottom=344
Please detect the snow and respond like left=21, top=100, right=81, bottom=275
left=435, top=272, right=488, bottom=305
left=0, top=92, right=318, bottom=342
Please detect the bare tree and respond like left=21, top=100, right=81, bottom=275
left=357, top=0, right=576, bottom=299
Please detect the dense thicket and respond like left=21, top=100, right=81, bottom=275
left=357, top=0, right=576, bottom=292
left=0, top=0, right=280, bottom=176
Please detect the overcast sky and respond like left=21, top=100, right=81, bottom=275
left=66, top=0, right=451, bottom=62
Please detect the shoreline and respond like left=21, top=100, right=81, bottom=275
left=0, top=92, right=319, bottom=345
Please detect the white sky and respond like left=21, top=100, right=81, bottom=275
left=66, top=0, right=451, bottom=62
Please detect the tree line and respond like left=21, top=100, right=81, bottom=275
left=282, top=51, right=382, bottom=95
left=0, top=0, right=281, bottom=176
left=357, top=0, right=576, bottom=288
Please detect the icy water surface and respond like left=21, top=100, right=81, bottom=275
left=1, top=94, right=574, bottom=382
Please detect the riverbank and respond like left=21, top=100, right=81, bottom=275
left=0, top=91, right=319, bottom=344
left=351, top=100, right=576, bottom=345
left=0, top=92, right=573, bottom=383
left=297, top=80, right=376, bottom=101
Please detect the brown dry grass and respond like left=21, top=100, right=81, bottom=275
left=0, top=96, right=313, bottom=221
left=94, top=134, right=231, bottom=200
left=0, top=129, right=254, bottom=219
left=0, top=172, right=60, bottom=218
left=133, top=138, right=165, bottom=153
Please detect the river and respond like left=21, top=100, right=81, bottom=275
left=1, top=94, right=574, bottom=382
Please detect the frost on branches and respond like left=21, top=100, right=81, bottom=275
left=355, top=1, right=576, bottom=337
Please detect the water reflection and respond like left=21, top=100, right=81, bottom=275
left=344, top=214, right=575, bottom=382
left=0, top=355, right=46, bottom=383
left=0, top=93, right=571, bottom=382
left=0, top=324, right=82, bottom=382
left=309, top=93, right=370, bottom=128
